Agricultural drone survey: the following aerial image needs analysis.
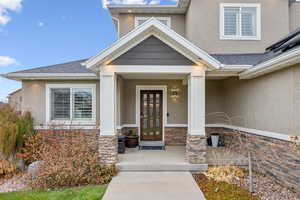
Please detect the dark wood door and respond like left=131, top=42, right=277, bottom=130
left=140, top=90, right=163, bottom=141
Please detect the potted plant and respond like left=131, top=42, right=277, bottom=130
left=211, top=133, right=219, bottom=147
left=125, top=129, right=139, bottom=148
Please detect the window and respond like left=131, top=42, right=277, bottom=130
left=46, top=84, right=96, bottom=124
left=220, top=3, right=261, bottom=40
left=135, top=17, right=171, bottom=27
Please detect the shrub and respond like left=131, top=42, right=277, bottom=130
left=203, top=166, right=245, bottom=184
left=30, top=130, right=116, bottom=189
left=0, top=105, right=34, bottom=159
left=18, top=134, right=43, bottom=165
left=0, top=159, right=16, bottom=177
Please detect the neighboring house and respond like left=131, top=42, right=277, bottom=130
left=2, top=0, right=300, bottom=186
left=8, top=89, right=22, bottom=111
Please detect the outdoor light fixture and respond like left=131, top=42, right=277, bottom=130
left=170, top=87, right=180, bottom=100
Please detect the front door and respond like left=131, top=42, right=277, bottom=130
left=140, top=90, right=163, bottom=141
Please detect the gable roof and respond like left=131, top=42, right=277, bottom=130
left=2, top=59, right=98, bottom=80
left=85, top=18, right=222, bottom=71
left=240, top=28, right=300, bottom=79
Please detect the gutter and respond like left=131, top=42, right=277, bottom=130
left=1, top=73, right=99, bottom=81
left=240, top=48, right=300, bottom=79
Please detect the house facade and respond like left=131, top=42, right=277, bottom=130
left=2, top=0, right=300, bottom=169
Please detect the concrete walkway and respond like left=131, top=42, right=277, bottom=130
left=102, top=172, right=206, bottom=200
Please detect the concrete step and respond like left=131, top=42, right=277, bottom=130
left=116, top=163, right=208, bottom=171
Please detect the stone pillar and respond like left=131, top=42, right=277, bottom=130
left=186, top=71, right=207, bottom=164
left=99, top=72, right=118, bottom=165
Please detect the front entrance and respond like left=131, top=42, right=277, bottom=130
left=140, top=90, right=163, bottom=141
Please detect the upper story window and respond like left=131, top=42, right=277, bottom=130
left=46, top=84, right=96, bottom=124
left=220, top=3, right=261, bottom=40
left=135, top=17, right=171, bottom=27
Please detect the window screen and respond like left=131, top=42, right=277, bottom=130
left=73, top=88, right=93, bottom=119
left=224, top=7, right=239, bottom=36
left=51, top=88, right=70, bottom=120
left=241, top=7, right=257, bottom=36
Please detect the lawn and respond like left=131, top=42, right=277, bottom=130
left=0, top=185, right=107, bottom=200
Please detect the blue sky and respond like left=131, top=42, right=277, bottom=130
left=0, top=0, right=177, bottom=102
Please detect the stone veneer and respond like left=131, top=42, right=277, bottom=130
left=186, top=135, right=207, bottom=164
left=206, top=127, right=300, bottom=193
left=98, top=135, right=118, bottom=165
left=165, top=127, right=187, bottom=145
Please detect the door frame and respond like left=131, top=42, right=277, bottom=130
left=136, top=85, right=167, bottom=142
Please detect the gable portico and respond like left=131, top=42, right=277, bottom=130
left=85, top=18, right=221, bottom=165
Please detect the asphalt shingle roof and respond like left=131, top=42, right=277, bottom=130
left=211, top=53, right=266, bottom=66
left=9, top=59, right=90, bottom=74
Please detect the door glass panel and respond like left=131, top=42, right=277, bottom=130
left=141, top=91, right=163, bottom=141
left=156, top=118, right=160, bottom=127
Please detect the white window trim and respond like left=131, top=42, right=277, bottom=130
left=135, top=17, right=171, bottom=28
left=136, top=85, right=167, bottom=142
left=220, top=3, right=261, bottom=40
left=112, top=17, right=120, bottom=38
left=46, top=84, right=96, bottom=125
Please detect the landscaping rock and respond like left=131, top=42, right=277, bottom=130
left=28, top=161, right=44, bottom=178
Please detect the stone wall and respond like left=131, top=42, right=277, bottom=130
left=186, top=135, right=207, bottom=164
left=36, top=129, right=98, bottom=142
left=206, top=127, right=300, bottom=193
left=165, top=127, right=187, bottom=146
left=98, top=135, right=118, bottom=165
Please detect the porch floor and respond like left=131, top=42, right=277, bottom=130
left=116, top=146, right=247, bottom=172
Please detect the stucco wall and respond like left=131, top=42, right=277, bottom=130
left=22, top=80, right=100, bottom=126
left=117, top=13, right=186, bottom=37
left=289, top=2, right=300, bottom=32
left=205, top=80, right=226, bottom=122
left=223, top=64, right=300, bottom=136
left=185, top=0, right=290, bottom=54
left=9, top=89, right=22, bottom=111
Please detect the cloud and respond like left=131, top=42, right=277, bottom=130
left=103, top=0, right=163, bottom=8
left=149, top=0, right=161, bottom=4
left=0, top=0, right=22, bottom=25
left=0, top=56, right=17, bottom=67
left=37, top=21, right=44, bottom=27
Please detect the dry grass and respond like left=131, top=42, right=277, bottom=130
left=194, top=173, right=259, bottom=200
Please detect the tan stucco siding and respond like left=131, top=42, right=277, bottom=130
left=117, top=13, right=185, bottom=37
left=22, top=80, right=100, bottom=126
left=223, top=64, right=300, bottom=136
left=185, top=0, right=290, bottom=54
left=205, top=80, right=226, bottom=123
left=289, top=3, right=300, bottom=32
left=9, top=90, right=22, bottom=111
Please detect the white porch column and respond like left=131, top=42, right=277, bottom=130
left=186, top=69, right=207, bottom=164
left=99, top=72, right=118, bottom=165
left=188, top=73, right=205, bottom=136
left=100, top=73, right=116, bottom=135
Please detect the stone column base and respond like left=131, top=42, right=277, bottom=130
left=186, top=135, right=207, bottom=164
left=99, top=135, right=118, bottom=165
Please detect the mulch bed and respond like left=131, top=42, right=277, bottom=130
left=194, top=173, right=259, bottom=200
left=194, top=170, right=300, bottom=200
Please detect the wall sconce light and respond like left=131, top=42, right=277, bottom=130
left=170, top=87, right=180, bottom=100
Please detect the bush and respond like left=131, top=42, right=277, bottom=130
left=0, top=105, right=34, bottom=159
left=0, top=159, right=16, bottom=177
left=203, top=166, right=245, bottom=184
left=18, top=134, right=43, bottom=165
left=30, top=130, right=116, bottom=189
